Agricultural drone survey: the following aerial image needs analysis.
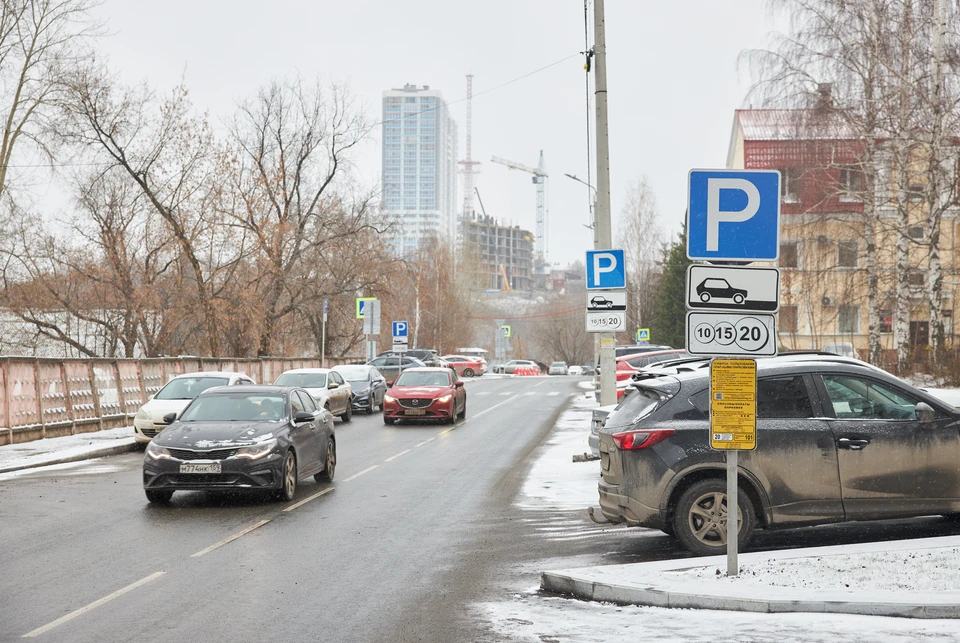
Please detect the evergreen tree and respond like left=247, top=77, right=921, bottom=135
left=651, top=223, right=691, bottom=349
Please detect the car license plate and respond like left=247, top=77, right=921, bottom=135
left=179, top=463, right=221, bottom=474
left=405, top=409, right=426, bottom=416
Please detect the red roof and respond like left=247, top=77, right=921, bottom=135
left=734, top=109, right=856, bottom=141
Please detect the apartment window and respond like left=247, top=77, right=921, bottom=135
left=837, top=240, right=858, bottom=268
left=907, top=225, right=925, bottom=241
left=385, top=144, right=400, bottom=150
left=781, top=168, right=799, bottom=203
left=780, top=305, right=799, bottom=333
left=421, top=144, right=435, bottom=151
left=780, top=242, right=799, bottom=268
left=838, top=305, right=859, bottom=333
left=908, top=270, right=925, bottom=287
left=404, top=97, right=416, bottom=103
left=403, top=159, right=417, bottom=166
left=838, top=167, right=863, bottom=202
left=880, top=310, right=892, bottom=333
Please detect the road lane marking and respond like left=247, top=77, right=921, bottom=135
left=344, top=465, right=378, bottom=482
left=475, top=391, right=490, bottom=396
left=23, top=571, right=166, bottom=638
left=547, top=391, right=560, bottom=396
left=415, top=437, right=436, bottom=447
left=534, top=379, right=551, bottom=388
left=471, top=395, right=519, bottom=420
left=499, top=392, right=513, bottom=396
left=190, top=520, right=270, bottom=558
left=282, top=487, right=334, bottom=512
left=524, top=391, right=536, bottom=396
left=385, top=449, right=411, bottom=462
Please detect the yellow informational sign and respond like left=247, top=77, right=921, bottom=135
left=709, top=358, right=757, bottom=450
left=356, top=297, right=377, bottom=319
left=600, top=337, right=615, bottom=348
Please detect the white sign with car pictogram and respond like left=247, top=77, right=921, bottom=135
left=686, top=312, right=777, bottom=357
left=586, top=291, right=626, bottom=311
left=686, top=265, right=780, bottom=313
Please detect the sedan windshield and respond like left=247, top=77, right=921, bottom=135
left=334, top=366, right=370, bottom=380
left=395, top=372, right=450, bottom=387
left=155, top=377, right=229, bottom=400
left=274, top=372, right=327, bottom=388
left=180, top=394, right=286, bottom=422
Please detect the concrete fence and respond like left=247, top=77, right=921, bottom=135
left=0, top=356, right=339, bottom=446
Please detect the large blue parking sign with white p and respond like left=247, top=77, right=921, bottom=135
left=585, top=249, right=626, bottom=290
left=687, top=169, right=780, bottom=262
left=392, top=321, right=408, bottom=338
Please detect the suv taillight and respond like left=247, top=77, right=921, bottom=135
left=611, top=429, right=675, bottom=451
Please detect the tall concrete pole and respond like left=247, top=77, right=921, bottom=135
left=594, top=0, right=616, bottom=406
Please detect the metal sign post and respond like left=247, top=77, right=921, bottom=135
left=322, top=299, right=328, bottom=368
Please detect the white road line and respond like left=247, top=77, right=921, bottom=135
left=282, top=487, right=334, bottom=512
left=475, top=391, right=491, bottom=396
left=524, top=391, right=536, bottom=396
left=415, top=437, right=436, bottom=447
left=499, top=391, right=513, bottom=396
left=471, top=395, right=519, bottom=420
left=190, top=520, right=270, bottom=558
left=343, top=465, right=378, bottom=482
left=534, top=379, right=551, bottom=388
left=23, top=571, right=167, bottom=638
left=547, top=391, right=560, bottom=396
left=385, top=449, right=411, bottom=462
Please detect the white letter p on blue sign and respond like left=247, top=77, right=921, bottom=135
left=586, top=249, right=626, bottom=290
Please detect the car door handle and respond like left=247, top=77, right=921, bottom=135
left=837, top=437, right=870, bottom=450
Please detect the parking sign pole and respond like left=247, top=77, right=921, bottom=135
left=727, top=450, right=738, bottom=576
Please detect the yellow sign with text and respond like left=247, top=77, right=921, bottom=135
left=709, top=358, right=757, bottom=450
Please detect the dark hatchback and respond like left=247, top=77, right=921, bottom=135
left=143, top=385, right=336, bottom=503
left=597, top=356, right=960, bottom=555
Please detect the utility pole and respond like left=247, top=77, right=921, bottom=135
left=594, top=0, right=616, bottom=406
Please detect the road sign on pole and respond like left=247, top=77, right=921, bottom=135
left=710, top=359, right=757, bottom=451
left=586, top=312, right=626, bottom=333
left=686, top=265, right=780, bottom=313
left=586, top=291, right=626, bottom=311
left=392, top=321, right=408, bottom=352
left=585, top=249, right=626, bottom=290
left=500, top=325, right=511, bottom=338
left=686, top=312, right=777, bottom=357
left=636, top=328, right=650, bottom=344
left=687, top=170, right=780, bottom=262
left=356, top=297, right=376, bottom=319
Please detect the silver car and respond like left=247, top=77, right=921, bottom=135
left=274, top=368, right=353, bottom=422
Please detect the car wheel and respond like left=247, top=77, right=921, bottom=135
left=673, top=478, right=755, bottom=556
left=733, top=293, right=746, bottom=305
left=340, top=404, right=352, bottom=422
left=700, top=292, right=711, bottom=303
left=457, top=400, right=466, bottom=420
left=275, top=450, right=297, bottom=501
left=463, top=368, right=474, bottom=377
left=145, top=489, right=173, bottom=504
left=383, top=414, right=396, bottom=425
left=315, top=439, right=336, bottom=483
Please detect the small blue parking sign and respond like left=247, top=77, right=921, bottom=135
left=392, top=321, right=408, bottom=338
left=687, top=169, right=780, bottom=262
left=585, top=249, right=626, bottom=290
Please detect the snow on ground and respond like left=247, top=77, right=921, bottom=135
left=0, top=425, right=134, bottom=472
left=676, top=546, right=960, bottom=593
left=924, top=388, right=960, bottom=409
left=514, top=393, right=599, bottom=511
left=0, top=459, right=125, bottom=481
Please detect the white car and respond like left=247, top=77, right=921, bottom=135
left=548, top=361, right=568, bottom=375
left=133, top=371, right=256, bottom=443
left=274, top=368, right=353, bottom=422
left=567, top=365, right=584, bottom=376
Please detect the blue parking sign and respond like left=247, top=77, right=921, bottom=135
left=392, top=321, right=408, bottom=338
left=687, top=169, right=780, bottom=262
left=585, top=249, right=626, bottom=290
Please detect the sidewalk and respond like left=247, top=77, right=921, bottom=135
left=0, top=425, right=138, bottom=475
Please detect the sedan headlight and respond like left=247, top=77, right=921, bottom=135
left=145, top=442, right=172, bottom=460
left=135, top=409, right=150, bottom=421
left=235, top=439, right=278, bottom=460
left=437, top=394, right=452, bottom=404
left=383, top=395, right=395, bottom=403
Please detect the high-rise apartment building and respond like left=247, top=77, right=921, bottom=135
left=381, top=84, right=458, bottom=255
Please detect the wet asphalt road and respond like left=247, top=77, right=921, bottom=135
left=4, top=375, right=960, bottom=643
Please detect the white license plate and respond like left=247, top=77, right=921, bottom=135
left=405, top=409, right=426, bottom=416
left=179, top=463, right=221, bottom=474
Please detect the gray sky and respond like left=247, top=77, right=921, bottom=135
left=92, top=0, right=780, bottom=268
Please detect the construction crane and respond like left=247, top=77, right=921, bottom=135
left=490, top=151, right=548, bottom=271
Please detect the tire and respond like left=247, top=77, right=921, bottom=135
left=700, top=292, right=711, bottom=303
left=457, top=400, right=466, bottom=420
left=274, top=450, right=297, bottom=501
left=383, top=414, right=396, bottom=425
left=733, top=293, right=746, bottom=305
left=145, top=489, right=173, bottom=504
left=463, top=368, right=474, bottom=378
left=673, top=478, right=755, bottom=556
left=340, top=403, right=352, bottom=423
left=314, top=439, right=336, bottom=483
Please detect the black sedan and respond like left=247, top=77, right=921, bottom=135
left=142, top=385, right=336, bottom=503
left=332, top=364, right=388, bottom=413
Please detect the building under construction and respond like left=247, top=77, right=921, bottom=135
left=461, top=216, right=534, bottom=292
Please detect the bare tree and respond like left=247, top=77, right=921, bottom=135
left=615, top=177, right=663, bottom=333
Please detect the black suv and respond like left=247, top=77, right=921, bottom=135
left=596, top=355, right=960, bottom=555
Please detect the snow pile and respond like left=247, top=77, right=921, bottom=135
left=673, top=547, right=960, bottom=593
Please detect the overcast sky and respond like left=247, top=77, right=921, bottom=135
left=91, top=0, right=781, bottom=268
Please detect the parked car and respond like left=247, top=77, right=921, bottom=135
left=596, top=355, right=960, bottom=556
left=441, top=354, right=486, bottom=377
left=614, top=345, right=672, bottom=359
left=568, top=365, right=584, bottom=376
left=133, top=371, right=256, bottom=444
left=332, top=364, right=388, bottom=413
left=498, top=359, right=541, bottom=375
left=382, top=367, right=466, bottom=425
left=377, top=349, right=442, bottom=367
left=548, top=361, right=568, bottom=375
left=142, top=385, right=336, bottom=503
left=368, top=355, right=426, bottom=383
left=274, top=368, right=353, bottom=422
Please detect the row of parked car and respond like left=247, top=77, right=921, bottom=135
left=590, top=350, right=960, bottom=557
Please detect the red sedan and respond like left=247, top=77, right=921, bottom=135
left=382, top=367, right=467, bottom=425
left=441, top=354, right=486, bottom=377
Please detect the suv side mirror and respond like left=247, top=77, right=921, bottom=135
left=916, top=401, right=936, bottom=425
left=161, top=412, right=177, bottom=425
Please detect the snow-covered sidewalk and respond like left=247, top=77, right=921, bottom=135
left=0, top=425, right=136, bottom=475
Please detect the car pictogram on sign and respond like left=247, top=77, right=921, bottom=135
left=590, top=295, right=615, bottom=309
left=696, top=278, right=748, bottom=306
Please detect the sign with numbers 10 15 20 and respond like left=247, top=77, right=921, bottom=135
left=686, top=312, right=777, bottom=357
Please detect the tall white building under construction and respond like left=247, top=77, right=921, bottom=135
left=381, top=84, right=458, bottom=255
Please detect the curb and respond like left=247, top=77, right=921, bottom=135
left=540, top=570, right=960, bottom=618
left=0, top=441, right=139, bottom=475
